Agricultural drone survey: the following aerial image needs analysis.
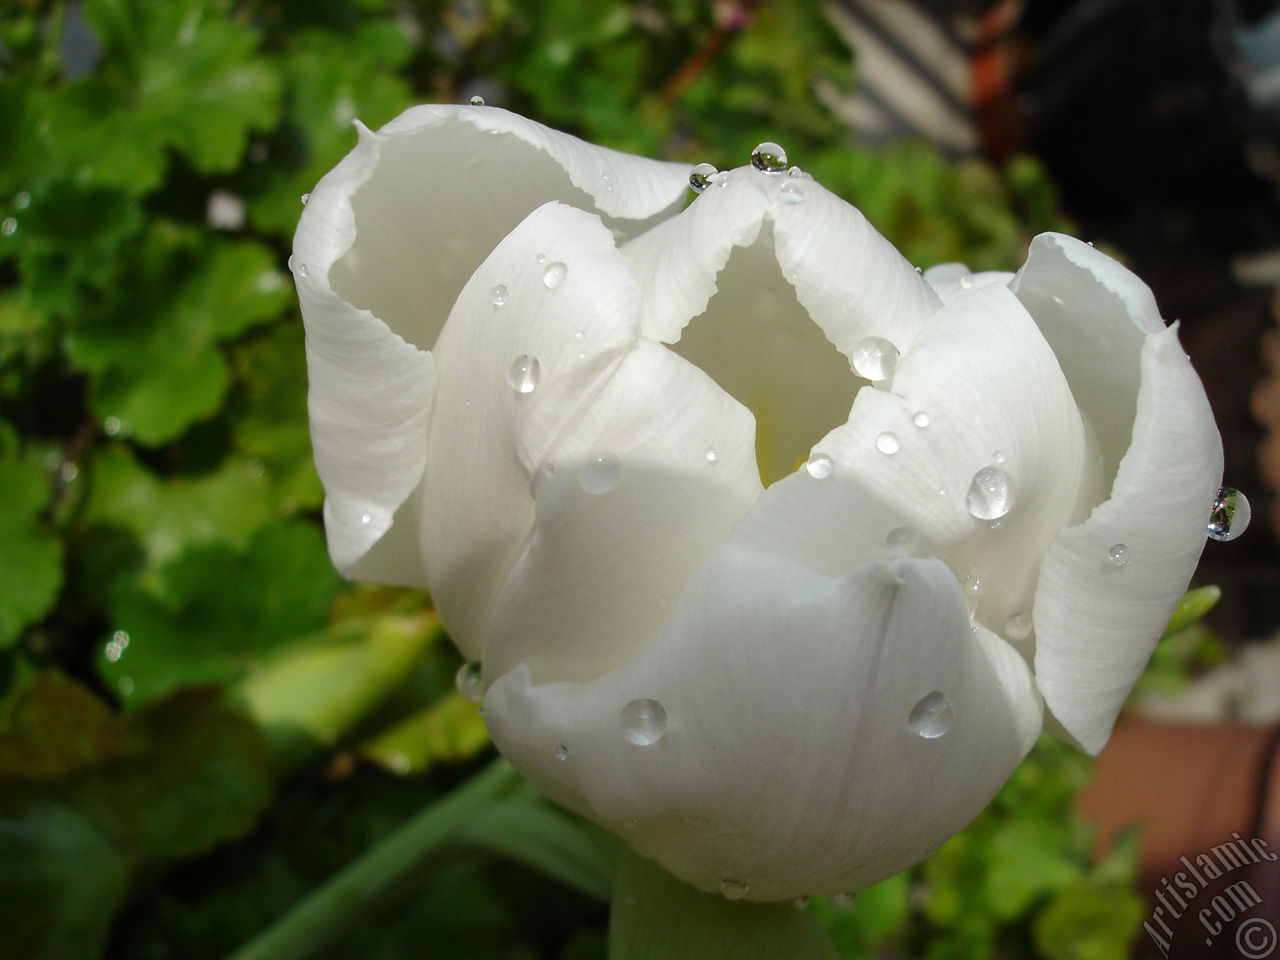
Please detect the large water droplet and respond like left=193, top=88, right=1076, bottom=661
left=580, top=452, right=620, bottom=494
left=1107, top=543, right=1130, bottom=568
left=886, top=526, right=917, bottom=556
left=751, top=142, right=787, bottom=174
left=620, top=698, right=666, bottom=745
left=1207, top=487, right=1250, bottom=542
left=779, top=181, right=803, bottom=204
left=689, top=162, right=718, bottom=193
left=543, top=261, right=567, bottom=288
left=851, top=336, right=900, bottom=381
left=470, top=95, right=485, bottom=106
left=490, top=284, right=508, bottom=306
left=805, top=452, right=833, bottom=479
left=455, top=662, right=482, bottom=702
left=507, top=355, right=540, bottom=394
left=875, top=431, right=900, bottom=455
left=966, top=466, right=1014, bottom=520
left=721, top=878, right=749, bottom=900
left=912, top=411, right=930, bottom=428
left=908, top=691, right=953, bottom=739
left=1005, top=611, right=1032, bottom=641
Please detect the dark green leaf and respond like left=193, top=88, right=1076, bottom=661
left=0, top=453, right=64, bottom=647
left=0, top=803, right=129, bottom=960
left=101, top=521, right=339, bottom=704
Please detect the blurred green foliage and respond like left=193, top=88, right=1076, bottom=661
left=0, top=0, right=1163, bottom=958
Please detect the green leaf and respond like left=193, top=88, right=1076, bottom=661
left=359, top=689, right=489, bottom=775
left=609, top=848, right=836, bottom=960
left=235, top=611, right=443, bottom=774
left=101, top=521, right=339, bottom=704
left=66, top=227, right=290, bottom=445
left=46, top=0, right=281, bottom=194
left=1032, top=883, right=1144, bottom=960
left=1161, top=584, right=1221, bottom=639
left=0, top=452, right=64, bottom=648
left=0, top=803, right=129, bottom=960
left=982, top=820, right=1082, bottom=919
left=84, top=444, right=277, bottom=575
left=0, top=675, right=272, bottom=862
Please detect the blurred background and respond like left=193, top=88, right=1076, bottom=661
left=2, top=1, right=1279, bottom=958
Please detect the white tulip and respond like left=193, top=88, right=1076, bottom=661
left=293, top=105, right=1224, bottom=901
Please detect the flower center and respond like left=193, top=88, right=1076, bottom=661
left=668, top=228, right=858, bottom=486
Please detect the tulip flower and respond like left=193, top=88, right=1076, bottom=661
left=293, top=105, right=1226, bottom=901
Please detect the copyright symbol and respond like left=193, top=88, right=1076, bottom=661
left=1237, top=917, right=1277, bottom=959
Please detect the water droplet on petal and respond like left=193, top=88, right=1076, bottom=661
left=805, top=452, right=833, bottom=479
left=908, top=691, right=953, bottom=739
left=875, top=431, right=900, bottom=455
left=721, top=878, right=749, bottom=900
left=536, top=253, right=545, bottom=264
left=959, top=275, right=973, bottom=289
left=620, top=698, right=666, bottom=745
left=785, top=165, right=812, bottom=179
left=851, top=336, right=900, bottom=381
left=1005, top=611, right=1033, bottom=640
left=554, top=744, right=569, bottom=760
left=543, top=261, right=567, bottom=288
left=1208, top=487, right=1250, bottom=542
left=750, top=141, right=787, bottom=174
left=912, top=411, right=930, bottom=428
left=779, top=181, right=803, bottom=204
left=580, top=452, right=620, bottom=494
left=966, top=466, right=1014, bottom=520
left=490, top=284, right=508, bottom=306
left=886, top=526, right=917, bottom=556
left=456, top=662, right=482, bottom=702
left=360, top=512, right=372, bottom=525
left=507, top=355, right=540, bottom=394
left=470, top=95, right=485, bottom=105
left=993, top=450, right=1006, bottom=464
left=543, top=462, right=555, bottom=479
left=297, top=262, right=308, bottom=278
left=689, top=162, right=718, bottom=193
left=705, top=447, right=718, bottom=464
left=300, top=193, right=310, bottom=205
left=1107, top=543, right=1130, bottom=568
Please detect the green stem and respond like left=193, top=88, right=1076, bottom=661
left=224, top=759, right=519, bottom=960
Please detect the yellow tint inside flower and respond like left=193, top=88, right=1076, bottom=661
left=668, top=227, right=859, bottom=486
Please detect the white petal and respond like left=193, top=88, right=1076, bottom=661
left=622, top=169, right=942, bottom=484
left=484, top=545, right=1042, bottom=901
left=296, top=124, right=434, bottom=579
left=921, top=263, right=1015, bottom=305
left=772, top=177, right=943, bottom=359
left=421, top=202, right=648, bottom=656
left=1009, top=234, right=1163, bottom=481
left=481, top=340, right=761, bottom=683
left=734, top=284, right=1099, bottom=642
left=1032, top=329, right=1222, bottom=754
left=296, top=107, right=689, bottom=581
left=1012, top=236, right=1222, bottom=753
